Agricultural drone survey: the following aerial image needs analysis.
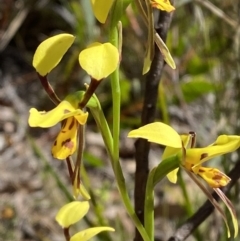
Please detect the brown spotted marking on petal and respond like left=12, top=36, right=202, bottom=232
left=62, top=138, right=74, bottom=150
left=64, top=109, right=71, bottom=114
left=54, top=140, right=57, bottom=146
left=200, top=153, right=208, bottom=160
left=213, top=171, right=231, bottom=184
left=62, top=138, right=70, bottom=147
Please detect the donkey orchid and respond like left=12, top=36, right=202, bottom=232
left=128, top=122, right=240, bottom=238
left=28, top=93, right=88, bottom=160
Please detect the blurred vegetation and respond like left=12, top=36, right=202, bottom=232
left=0, top=0, right=239, bottom=241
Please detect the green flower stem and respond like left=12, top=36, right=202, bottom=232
left=89, top=104, right=113, bottom=157
left=109, top=26, right=120, bottom=163
left=88, top=103, right=151, bottom=241
left=74, top=125, right=84, bottom=187
left=108, top=17, right=151, bottom=241
left=144, top=168, right=156, bottom=241
left=144, top=156, right=180, bottom=241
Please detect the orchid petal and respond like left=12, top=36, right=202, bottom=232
left=28, top=101, right=88, bottom=128
left=91, top=0, right=114, bottom=23
left=52, top=117, right=78, bottom=160
left=79, top=42, right=119, bottom=80
left=70, top=227, right=115, bottom=241
left=33, top=34, right=75, bottom=76
left=128, top=122, right=182, bottom=148
left=56, top=201, right=89, bottom=228
left=166, top=168, right=179, bottom=183
left=187, top=135, right=240, bottom=168
left=196, top=166, right=231, bottom=188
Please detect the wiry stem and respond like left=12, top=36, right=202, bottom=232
left=37, top=73, right=61, bottom=105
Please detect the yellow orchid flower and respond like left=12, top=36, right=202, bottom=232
left=150, top=0, right=175, bottom=12
left=163, top=134, right=240, bottom=187
left=28, top=94, right=88, bottom=160
left=128, top=122, right=240, bottom=238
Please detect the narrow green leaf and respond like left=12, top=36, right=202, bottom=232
left=154, top=32, right=176, bottom=69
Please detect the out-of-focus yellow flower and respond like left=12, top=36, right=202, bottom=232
left=90, top=0, right=114, bottom=23
left=150, top=0, right=175, bottom=12
left=28, top=94, right=88, bottom=160
left=128, top=122, right=240, bottom=238
left=56, top=201, right=90, bottom=228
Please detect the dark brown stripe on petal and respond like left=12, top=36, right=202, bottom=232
left=54, top=140, right=57, bottom=146
left=69, top=118, right=76, bottom=130
left=62, top=120, right=67, bottom=129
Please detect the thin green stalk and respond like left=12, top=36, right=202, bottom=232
left=108, top=19, right=150, bottom=241
left=144, top=168, right=156, bottom=241
left=89, top=103, right=151, bottom=241
left=144, top=155, right=180, bottom=241
left=109, top=26, right=120, bottom=163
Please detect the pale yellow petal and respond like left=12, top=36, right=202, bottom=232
left=29, top=101, right=83, bottom=128
left=79, top=42, right=119, bottom=80
left=56, top=201, right=89, bottom=228
left=128, top=122, right=182, bottom=148
left=91, top=0, right=114, bottom=23
left=33, top=34, right=75, bottom=76
left=70, top=227, right=115, bottom=241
